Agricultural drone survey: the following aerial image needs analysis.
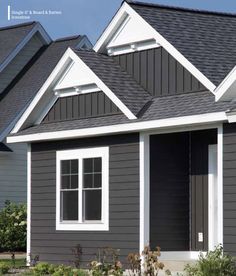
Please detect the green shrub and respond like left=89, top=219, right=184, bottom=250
left=0, top=262, right=10, bottom=274
left=0, top=200, right=27, bottom=253
left=184, top=245, right=236, bottom=276
left=32, top=262, right=88, bottom=276
left=32, top=262, right=52, bottom=275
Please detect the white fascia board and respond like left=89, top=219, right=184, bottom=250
left=94, top=2, right=216, bottom=93
left=11, top=48, right=74, bottom=134
left=226, top=112, right=236, bottom=123
left=215, top=65, right=236, bottom=101
left=75, top=35, right=93, bottom=50
left=7, top=112, right=227, bottom=144
left=0, top=23, right=51, bottom=74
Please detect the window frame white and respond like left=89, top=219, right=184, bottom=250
left=56, top=147, right=109, bottom=231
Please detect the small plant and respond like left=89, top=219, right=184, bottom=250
left=184, top=245, right=236, bottom=276
left=90, top=247, right=123, bottom=276
left=0, top=262, right=10, bottom=274
left=127, top=246, right=171, bottom=276
left=127, top=252, right=141, bottom=275
left=72, top=244, right=83, bottom=268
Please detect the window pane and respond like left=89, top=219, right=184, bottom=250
left=61, top=175, right=70, bottom=189
left=71, top=175, right=78, bottom=189
left=83, top=190, right=101, bottom=220
left=83, top=174, right=93, bottom=188
left=71, top=160, right=78, bottom=174
left=61, top=191, right=78, bottom=221
left=94, top=158, right=102, bottom=172
left=61, top=160, right=70, bottom=174
left=94, top=173, right=102, bottom=188
left=83, top=159, right=93, bottom=173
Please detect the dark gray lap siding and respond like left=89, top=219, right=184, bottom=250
left=223, top=123, right=236, bottom=255
left=31, top=134, right=139, bottom=265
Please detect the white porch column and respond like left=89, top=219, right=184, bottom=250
left=139, top=132, right=150, bottom=254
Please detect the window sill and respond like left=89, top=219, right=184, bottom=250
left=56, top=221, right=109, bottom=231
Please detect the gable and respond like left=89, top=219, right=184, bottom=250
left=94, top=1, right=216, bottom=93
left=42, top=91, right=121, bottom=124
left=113, top=47, right=206, bottom=97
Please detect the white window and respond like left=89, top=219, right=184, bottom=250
left=56, top=147, right=109, bottom=231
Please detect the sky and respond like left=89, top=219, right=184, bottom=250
left=0, top=0, right=236, bottom=45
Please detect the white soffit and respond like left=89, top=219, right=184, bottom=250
left=94, top=2, right=216, bottom=93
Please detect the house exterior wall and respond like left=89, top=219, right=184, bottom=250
left=30, top=134, right=139, bottom=265
left=42, top=91, right=121, bottom=124
left=113, top=47, right=206, bottom=97
left=0, top=33, right=44, bottom=95
left=0, top=142, right=27, bottom=209
left=223, top=123, right=236, bottom=255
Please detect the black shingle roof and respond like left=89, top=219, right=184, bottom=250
left=0, top=21, right=36, bottom=67
left=129, top=1, right=236, bottom=86
left=11, top=91, right=233, bottom=137
left=75, top=50, right=152, bottom=116
left=0, top=36, right=84, bottom=139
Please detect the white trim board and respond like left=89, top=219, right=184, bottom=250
left=8, top=112, right=227, bottom=144
left=26, top=144, right=31, bottom=266
left=11, top=47, right=136, bottom=134
left=56, top=147, right=109, bottom=231
left=94, top=2, right=216, bottom=93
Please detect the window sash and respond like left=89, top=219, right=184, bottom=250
left=60, top=157, right=103, bottom=223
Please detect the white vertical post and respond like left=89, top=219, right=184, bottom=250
left=139, top=132, right=150, bottom=254
left=26, top=144, right=31, bottom=266
left=217, top=125, right=223, bottom=246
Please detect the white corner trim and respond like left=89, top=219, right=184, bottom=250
left=139, top=133, right=150, bottom=253
left=0, top=23, right=51, bottom=74
left=26, top=144, right=31, bottom=266
left=217, top=124, right=223, bottom=246
left=94, top=2, right=216, bottom=93
left=7, top=112, right=227, bottom=144
left=215, top=65, right=236, bottom=101
left=56, top=147, right=109, bottom=231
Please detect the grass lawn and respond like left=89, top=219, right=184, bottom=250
left=0, top=258, right=26, bottom=268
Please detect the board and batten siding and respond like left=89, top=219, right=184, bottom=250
left=113, top=47, right=206, bottom=97
left=31, top=134, right=139, bottom=265
left=223, top=123, right=236, bottom=255
left=42, top=91, right=121, bottom=124
left=0, top=33, right=44, bottom=95
left=0, top=142, right=27, bottom=209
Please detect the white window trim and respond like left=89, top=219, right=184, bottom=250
left=56, top=147, right=109, bottom=231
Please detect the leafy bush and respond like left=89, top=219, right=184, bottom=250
left=0, top=262, right=10, bottom=274
left=90, top=247, right=123, bottom=276
left=184, top=245, right=236, bottom=276
left=0, top=201, right=27, bottom=253
left=32, top=262, right=88, bottom=276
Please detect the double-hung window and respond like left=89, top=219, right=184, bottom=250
left=56, top=147, right=109, bottom=231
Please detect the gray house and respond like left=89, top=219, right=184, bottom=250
left=7, top=0, right=236, bottom=267
left=0, top=22, right=91, bottom=208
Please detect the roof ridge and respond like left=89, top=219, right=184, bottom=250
left=54, top=35, right=82, bottom=42
left=0, top=21, right=37, bottom=31
left=127, top=0, right=236, bottom=18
